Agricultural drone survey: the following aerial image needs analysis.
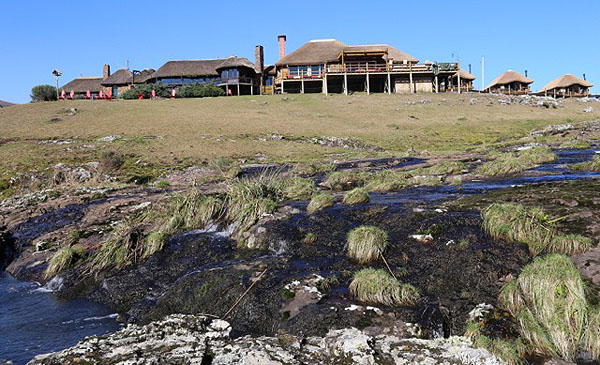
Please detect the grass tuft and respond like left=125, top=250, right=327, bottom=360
left=349, top=268, right=419, bottom=306
left=477, top=147, right=556, bottom=176
left=342, top=187, right=370, bottom=205
left=347, top=225, right=388, bottom=263
left=482, top=202, right=592, bottom=256
left=307, top=193, right=335, bottom=214
left=573, top=155, right=600, bottom=172
left=284, top=176, right=316, bottom=200
left=559, top=140, right=591, bottom=149
left=499, top=254, right=597, bottom=361
left=45, top=244, right=88, bottom=278
left=363, top=170, right=411, bottom=192
left=303, top=232, right=317, bottom=244
left=324, top=171, right=369, bottom=191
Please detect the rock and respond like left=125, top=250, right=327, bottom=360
left=410, top=234, right=434, bottom=244
left=30, top=314, right=502, bottom=365
left=530, top=123, right=574, bottom=136
left=96, top=135, right=121, bottom=143
left=584, top=107, right=595, bottom=113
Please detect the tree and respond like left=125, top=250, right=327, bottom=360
left=31, top=85, right=58, bottom=102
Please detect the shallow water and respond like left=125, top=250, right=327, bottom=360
left=0, top=272, right=121, bottom=364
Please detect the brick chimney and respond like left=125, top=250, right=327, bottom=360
left=278, top=35, right=286, bottom=60
left=255, top=45, right=264, bottom=73
left=103, top=64, right=111, bottom=80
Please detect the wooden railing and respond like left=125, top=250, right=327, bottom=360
left=220, top=76, right=256, bottom=84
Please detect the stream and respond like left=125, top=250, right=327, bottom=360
left=0, top=148, right=598, bottom=364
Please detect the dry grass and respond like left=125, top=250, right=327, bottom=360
left=499, top=254, right=597, bottom=361
left=349, top=268, right=420, bottom=306
left=283, top=176, right=316, bottom=200
left=0, top=93, right=593, bottom=189
left=342, top=187, right=370, bottom=205
left=347, top=225, right=388, bottom=263
left=476, top=147, right=557, bottom=176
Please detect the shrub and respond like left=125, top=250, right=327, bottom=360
left=99, top=151, right=125, bottom=173
left=284, top=177, right=316, bottom=200
left=482, top=203, right=593, bottom=256
left=303, top=232, right=317, bottom=244
left=120, top=84, right=171, bottom=99
left=307, top=193, right=335, bottom=214
left=349, top=268, right=419, bottom=306
left=176, top=83, right=225, bottom=98
left=342, top=187, right=369, bottom=205
left=45, top=244, right=87, bottom=278
left=347, top=225, right=388, bottom=263
left=31, top=85, right=57, bottom=102
left=499, top=254, right=597, bottom=361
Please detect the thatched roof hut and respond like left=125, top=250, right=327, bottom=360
left=276, top=39, right=347, bottom=66
left=0, top=100, right=15, bottom=108
left=342, top=45, right=418, bottom=64
left=484, top=70, right=532, bottom=91
left=60, top=77, right=103, bottom=93
left=101, top=68, right=155, bottom=86
left=538, top=74, right=593, bottom=95
left=215, top=56, right=257, bottom=73
left=453, top=69, right=476, bottom=81
left=152, top=59, right=225, bottom=78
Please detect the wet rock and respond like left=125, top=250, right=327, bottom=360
left=410, top=234, right=434, bottom=244
left=584, top=107, right=595, bottom=113
left=30, top=314, right=502, bottom=365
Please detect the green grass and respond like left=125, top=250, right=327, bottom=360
left=347, top=225, right=388, bottom=263
left=573, top=155, right=600, bottom=172
left=324, top=171, right=369, bottom=191
left=416, top=160, right=468, bottom=175
left=476, top=147, right=557, bottom=176
left=559, top=139, right=591, bottom=149
left=363, top=170, right=411, bottom=192
left=307, top=193, right=335, bottom=214
left=482, top=202, right=592, bottom=256
left=283, top=176, right=316, bottom=200
left=349, top=268, right=420, bottom=306
left=45, top=244, right=88, bottom=278
left=499, top=254, right=598, bottom=361
left=342, top=187, right=370, bottom=205
left=303, top=232, right=317, bottom=244
left=466, top=322, right=525, bottom=365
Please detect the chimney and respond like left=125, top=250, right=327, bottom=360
left=278, top=35, right=286, bottom=60
left=103, top=64, right=111, bottom=80
left=525, top=70, right=528, bottom=78
left=255, top=45, right=264, bottom=73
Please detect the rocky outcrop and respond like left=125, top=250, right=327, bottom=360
left=29, top=314, right=501, bottom=365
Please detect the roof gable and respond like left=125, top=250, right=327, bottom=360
left=539, top=74, right=593, bottom=92
left=485, top=70, right=533, bottom=90
left=276, top=39, right=347, bottom=66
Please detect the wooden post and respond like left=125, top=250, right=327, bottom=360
left=409, top=63, right=414, bottom=93
left=281, top=79, right=285, bottom=94
left=435, top=75, right=439, bottom=93
left=301, top=73, right=305, bottom=94
left=387, top=71, right=391, bottom=94
left=344, top=72, right=348, bottom=95
left=237, top=83, right=240, bottom=96
left=225, top=84, right=229, bottom=95
left=251, top=82, right=254, bottom=95
left=323, top=74, right=327, bottom=95
left=366, top=62, right=370, bottom=95
left=457, top=69, right=461, bottom=94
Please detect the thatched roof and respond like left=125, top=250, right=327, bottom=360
left=538, top=74, right=593, bottom=93
left=342, top=45, right=418, bottom=63
left=101, top=68, right=155, bottom=86
left=0, top=100, right=15, bottom=108
left=60, top=77, right=103, bottom=93
left=276, top=39, right=347, bottom=66
left=216, top=56, right=257, bottom=72
left=485, top=70, right=533, bottom=90
left=453, top=69, right=476, bottom=80
left=152, top=59, right=225, bottom=78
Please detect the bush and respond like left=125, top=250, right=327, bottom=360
left=121, top=84, right=171, bottom=99
left=31, top=85, right=57, bottom=102
left=177, top=83, right=225, bottom=98
left=499, top=254, right=598, bottom=361
left=99, top=151, right=125, bottom=174
left=307, top=193, right=335, bottom=214
left=349, top=268, right=419, bottom=306
left=347, top=225, right=388, bottom=263
left=342, top=187, right=370, bottom=205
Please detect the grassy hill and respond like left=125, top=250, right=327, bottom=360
left=0, top=93, right=596, bottom=188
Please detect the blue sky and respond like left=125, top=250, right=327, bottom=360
left=1, top=0, right=598, bottom=103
